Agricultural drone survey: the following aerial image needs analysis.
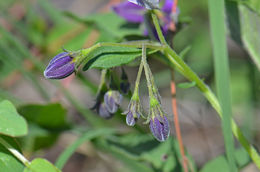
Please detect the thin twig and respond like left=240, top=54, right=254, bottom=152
left=171, top=71, right=188, bottom=172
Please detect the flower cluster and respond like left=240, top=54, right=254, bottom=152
left=113, top=0, right=179, bottom=38
left=43, top=1, right=171, bottom=142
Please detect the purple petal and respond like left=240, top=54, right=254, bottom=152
left=44, top=52, right=75, bottom=79
left=149, top=116, right=170, bottom=142
left=126, top=112, right=136, bottom=126
left=113, top=1, right=145, bottom=23
left=162, top=0, right=174, bottom=14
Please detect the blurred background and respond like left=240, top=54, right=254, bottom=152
left=0, top=0, right=259, bottom=171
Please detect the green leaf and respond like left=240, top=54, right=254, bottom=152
left=239, top=4, right=260, bottom=70
left=0, top=136, right=24, bottom=172
left=208, top=0, right=237, bottom=171
left=0, top=100, right=28, bottom=137
left=23, top=158, right=60, bottom=172
left=105, top=134, right=179, bottom=171
left=83, top=46, right=157, bottom=70
left=18, top=103, right=68, bottom=130
left=200, top=156, right=229, bottom=172
left=200, top=148, right=251, bottom=172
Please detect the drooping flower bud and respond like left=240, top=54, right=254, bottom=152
left=147, top=95, right=170, bottom=142
left=44, top=52, right=75, bottom=79
left=149, top=113, right=170, bottom=142
left=104, top=90, right=122, bottom=114
left=98, top=102, right=113, bottom=119
left=123, top=99, right=142, bottom=126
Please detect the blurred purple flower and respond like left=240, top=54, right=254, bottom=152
left=104, top=90, right=122, bottom=113
left=128, top=0, right=159, bottom=9
left=113, top=0, right=179, bottom=37
left=149, top=114, right=170, bottom=142
left=98, top=102, right=114, bottom=119
left=44, top=52, right=75, bottom=79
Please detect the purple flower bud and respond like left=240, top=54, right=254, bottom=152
left=104, top=90, right=122, bottom=114
left=98, top=102, right=113, bottom=119
left=44, top=52, right=75, bottom=79
left=149, top=115, right=170, bottom=142
left=123, top=99, right=142, bottom=126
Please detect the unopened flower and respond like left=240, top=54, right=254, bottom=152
left=44, top=52, right=75, bottom=79
left=113, top=0, right=179, bottom=37
left=149, top=107, right=170, bottom=142
left=98, top=102, right=113, bottom=119
left=123, top=99, right=142, bottom=126
left=104, top=90, right=122, bottom=113
left=148, top=96, right=170, bottom=142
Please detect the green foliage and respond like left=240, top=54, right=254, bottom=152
left=0, top=136, right=24, bottom=172
left=0, top=100, right=28, bottom=137
left=23, top=158, right=60, bottom=172
left=17, top=103, right=69, bottom=151
left=55, top=128, right=116, bottom=169
left=239, top=5, right=260, bottom=70
left=18, top=103, right=68, bottom=130
left=208, top=0, right=237, bottom=171
left=200, top=148, right=250, bottom=172
left=83, top=46, right=157, bottom=70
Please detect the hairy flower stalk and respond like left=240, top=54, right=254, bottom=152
left=142, top=45, right=170, bottom=141
left=123, top=63, right=144, bottom=126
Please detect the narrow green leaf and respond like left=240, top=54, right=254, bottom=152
left=0, top=100, right=28, bottom=137
left=239, top=4, right=260, bottom=70
left=208, top=0, right=237, bottom=171
left=23, top=158, right=60, bottom=172
left=55, top=128, right=116, bottom=169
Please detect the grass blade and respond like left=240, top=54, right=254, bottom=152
left=208, top=0, right=237, bottom=171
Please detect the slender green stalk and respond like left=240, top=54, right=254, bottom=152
left=151, top=10, right=260, bottom=169
left=133, top=62, right=144, bottom=94
left=208, top=0, right=237, bottom=171
left=0, top=137, right=30, bottom=167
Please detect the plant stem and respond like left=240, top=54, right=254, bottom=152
left=151, top=10, right=260, bottom=169
left=0, top=137, right=30, bottom=167
left=141, top=45, right=154, bottom=98
left=171, top=72, right=189, bottom=172
left=134, top=62, right=144, bottom=94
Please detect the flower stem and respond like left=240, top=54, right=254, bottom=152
left=141, top=44, right=155, bottom=99
left=0, top=137, right=30, bottom=167
left=151, top=10, right=260, bottom=169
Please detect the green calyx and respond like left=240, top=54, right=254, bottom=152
left=150, top=96, right=159, bottom=107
